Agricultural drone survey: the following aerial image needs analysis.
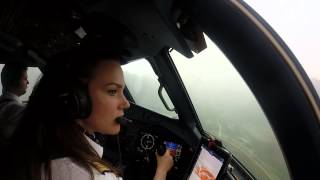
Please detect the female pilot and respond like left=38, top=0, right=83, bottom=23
left=3, top=37, right=173, bottom=180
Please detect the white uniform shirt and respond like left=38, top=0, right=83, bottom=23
left=0, top=91, right=25, bottom=140
left=44, top=136, right=122, bottom=180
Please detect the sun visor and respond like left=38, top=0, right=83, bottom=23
left=153, top=0, right=207, bottom=56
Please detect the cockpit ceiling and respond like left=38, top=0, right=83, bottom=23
left=0, top=0, right=203, bottom=65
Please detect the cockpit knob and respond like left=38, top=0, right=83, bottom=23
left=157, top=143, right=166, bottom=156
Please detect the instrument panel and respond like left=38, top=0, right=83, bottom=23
left=137, top=131, right=183, bottom=163
left=118, top=122, right=196, bottom=180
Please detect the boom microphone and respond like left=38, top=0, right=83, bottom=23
left=116, top=117, right=133, bottom=125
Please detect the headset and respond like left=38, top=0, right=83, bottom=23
left=58, top=81, right=92, bottom=120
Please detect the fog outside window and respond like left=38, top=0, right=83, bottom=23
left=170, top=36, right=290, bottom=180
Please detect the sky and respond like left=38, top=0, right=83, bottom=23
left=244, top=0, right=320, bottom=80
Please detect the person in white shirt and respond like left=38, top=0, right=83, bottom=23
left=2, top=37, right=173, bottom=180
left=0, top=63, right=28, bottom=144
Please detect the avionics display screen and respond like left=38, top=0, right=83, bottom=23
left=188, top=146, right=224, bottom=180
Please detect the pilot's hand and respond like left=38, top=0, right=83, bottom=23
left=154, top=150, right=174, bottom=180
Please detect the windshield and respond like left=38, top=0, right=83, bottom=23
left=169, top=36, right=290, bottom=180
left=245, top=0, right=320, bottom=97
left=122, top=59, right=177, bottom=119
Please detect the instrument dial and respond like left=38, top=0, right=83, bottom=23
left=140, top=133, right=155, bottom=150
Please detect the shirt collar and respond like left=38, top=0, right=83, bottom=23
left=85, top=135, right=104, bottom=158
left=3, top=91, right=22, bottom=103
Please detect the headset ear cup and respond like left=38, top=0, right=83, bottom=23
left=73, top=86, right=92, bottom=119
left=58, top=83, right=92, bottom=119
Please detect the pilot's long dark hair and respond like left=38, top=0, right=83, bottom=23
left=3, top=38, right=125, bottom=180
